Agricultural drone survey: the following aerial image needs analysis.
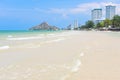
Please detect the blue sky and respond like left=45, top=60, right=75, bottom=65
left=0, top=0, right=120, bottom=30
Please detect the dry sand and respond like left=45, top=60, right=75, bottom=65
left=0, top=31, right=120, bottom=80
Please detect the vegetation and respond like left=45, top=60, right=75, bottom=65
left=80, top=15, right=120, bottom=30
left=112, top=15, right=120, bottom=28
left=104, top=19, right=112, bottom=27
left=79, top=20, right=94, bottom=30
left=96, top=22, right=102, bottom=29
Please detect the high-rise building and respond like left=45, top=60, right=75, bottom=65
left=106, top=5, right=116, bottom=19
left=91, top=9, right=102, bottom=23
left=74, top=20, right=78, bottom=29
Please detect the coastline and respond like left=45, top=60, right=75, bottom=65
left=0, top=31, right=120, bottom=80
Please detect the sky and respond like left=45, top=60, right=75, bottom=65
left=0, top=0, right=120, bottom=30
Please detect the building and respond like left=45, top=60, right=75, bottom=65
left=74, top=20, right=78, bottom=29
left=91, top=9, right=102, bottom=24
left=106, top=5, right=116, bottom=20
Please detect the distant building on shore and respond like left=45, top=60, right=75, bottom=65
left=66, top=24, right=72, bottom=30
left=74, top=20, right=78, bottom=29
left=106, top=5, right=116, bottom=20
left=91, top=9, right=102, bottom=24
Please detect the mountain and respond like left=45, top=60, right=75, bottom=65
left=29, top=22, right=60, bottom=31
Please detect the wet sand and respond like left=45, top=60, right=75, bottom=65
left=0, top=31, right=120, bottom=80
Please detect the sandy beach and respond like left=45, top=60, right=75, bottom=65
left=0, top=31, right=120, bottom=80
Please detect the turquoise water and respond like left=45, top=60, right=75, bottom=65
left=0, top=30, right=63, bottom=47
left=0, top=30, right=62, bottom=37
left=1, top=30, right=120, bottom=49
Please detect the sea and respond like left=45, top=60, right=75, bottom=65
left=0, top=30, right=64, bottom=49
left=0, top=30, right=120, bottom=49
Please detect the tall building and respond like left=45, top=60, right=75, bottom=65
left=106, top=5, right=116, bottom=19
left=91, top=9, right=102, bottom=24
left=74, top=20, right=78, bottom=29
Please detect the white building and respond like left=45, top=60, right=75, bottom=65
left=106, top=5, right=116, bottom=20
left=91, top=9, right=102, bottom=24
left=74, top=20, right=78, bottom=29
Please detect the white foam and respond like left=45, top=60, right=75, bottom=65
left=8, top=35, right=13, bottom=38
left=71, top=59, right=81, bottom=72
left=7, top=36, right=43, bottom=41
left=46, top=38, right=65, bottom=43
left=52, top=38, right=65, bottom=42
left=46, top=34, right=59, bottom=38
left=0, top=46, right=9, bottom=50
left=47, top=34, right=55, bottom=36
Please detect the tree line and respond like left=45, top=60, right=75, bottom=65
left=79, top=15, right=120, bottom=30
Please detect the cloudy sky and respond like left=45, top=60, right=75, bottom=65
left=0, top=0, right=120, bottom=30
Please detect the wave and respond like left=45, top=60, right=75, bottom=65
left=0, top=46, right=10, bottom=50
left=7, top=36, right=43, bottom=41
left=7, top=35, right=13, bottom=38
left=45, top=38, right=65, bottom=43
left=6, top=31, right=76, bottom=41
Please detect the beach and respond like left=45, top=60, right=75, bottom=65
left=0, top=31, right=120, bottom=80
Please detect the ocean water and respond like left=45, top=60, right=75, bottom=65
left=0, top=30, right=62, bottom=38
left=0, top=30, right=63, bottom=49
left=1, top=30, right=120, bottom=49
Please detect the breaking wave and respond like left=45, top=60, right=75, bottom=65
left=7, top=36, right=43, bottom=41
left=0, top=46, right=10, bottom=50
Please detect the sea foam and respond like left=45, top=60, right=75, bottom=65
left=7, top=36, right=43, bottom=41
left=0, top=46, right=9, bottom=50
left=45, top=38, right=65, bottom=43
left=8, top=35, right=13, bottom=38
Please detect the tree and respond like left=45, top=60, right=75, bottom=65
left=104, top=19, right=112, bottom=27
left=96, top=22, right=102, bottom=28
left=112, top=15, right=120, bottom=28
left=80, top=20, right=94, bottom=30
left=95, top=21, right=105, bottom=29
left=100, top=21, right=104, bottom=27
left=85, top=20, right=94, bottom=29
left=79, top=25, right=87, bottom=30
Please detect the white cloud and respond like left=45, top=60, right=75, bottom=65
left=47, top=2, right=120, bottom=18
left=115, top=4, right=120, bottom=15
left=2, top=2, right=119, bottom=19
left=48, top=8, right=68, bottom=18
left=70, top=3, right=101, bottom=14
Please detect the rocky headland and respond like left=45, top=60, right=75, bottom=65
left=29, top=22, right=59, bottom=31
